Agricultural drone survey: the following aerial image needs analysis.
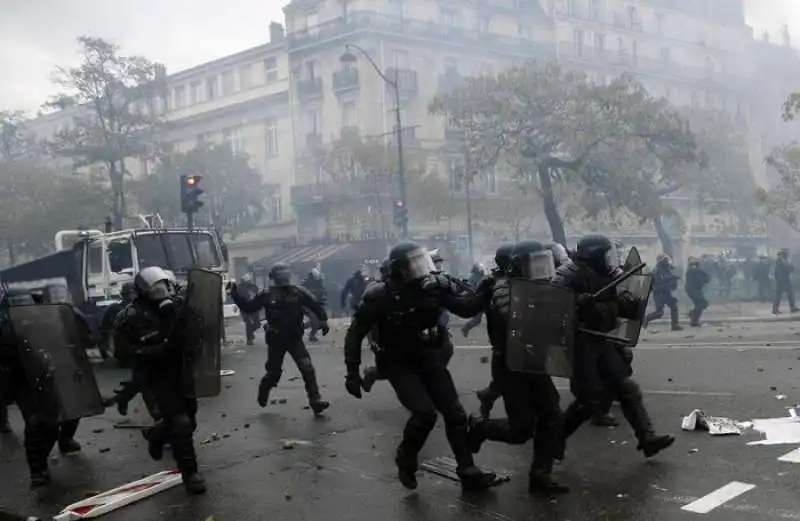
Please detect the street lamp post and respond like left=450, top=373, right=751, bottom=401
left=340, top=44, right=408, bottom=238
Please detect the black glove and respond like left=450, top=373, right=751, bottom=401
left=345, top=373, right=363, bottom=399
left=320, top=321, right=330, bottom=336
left=576, top=293, right=593, bottom=309
left=421, top=273, right=451, bottom=293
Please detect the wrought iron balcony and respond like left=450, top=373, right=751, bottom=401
left=332, top=68, right=360, bottom=93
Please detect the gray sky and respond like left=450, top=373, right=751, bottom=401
left=0, top=0, right=796, bottom=114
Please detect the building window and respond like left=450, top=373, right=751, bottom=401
left=627, top=5, right=639, bottom=28
left=631, top=41, right=638, bottom=63
left=341, top=101, right=356, bottom=127
left=660, top=46, right=671, bottom=62
left=238, top=64, right=253, bottom=90
left=485, top=165, right=497, bottom=193
left=656, top=12, right=665, bottom=33
left=189, top=82, right=203, bottom=104
left=444, top=57, right=458, bottom=74
left=222, top=70, right=235, bottom=95
left=173, top=86, right=186, bottom=109
left=264, top=57, right=278, bottom=82
left=573, top=30, right=585, bottom=57
left=305, top=13, right=319, bottom=35
left=392, top=49, right=410, bottom=69
left=265, top=119, right=279, bottom=157
left=594, top=33, right=605, bottom=55
left=518, top=23, right=532, bottom=38
left=304, top=60, right=318, bottom=79
left=691, top=91, right=699, bottom=107
left=268, top=192, right=282, bottom=222
left=223, top=126, right=243, bottom=154
left=449, top=159, right=463, bottom=191
left=477, top=18, right=490, bottom=33
left=206, top=77, right=218, bottom=100
left=152, top=95, right=165, bottom=115
left=705, top=56, right=714, bottom=74
left=441, top=9, right=455, bottom=26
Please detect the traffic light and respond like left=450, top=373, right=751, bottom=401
left=393, top=199, right=408, bottom=228
left=180, top=174, right=205, bottom=214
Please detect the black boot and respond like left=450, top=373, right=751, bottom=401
left=301, top=367, right=329, bottom=416
left=142, top=424, right=165, bottom=461
left=58, top=438, right=82, bottom=455
left=591, top=413, right=619, bottom=427
left=30, top=469, right=51, bottom=489
left=528, top=461, right=569, bottom=495
left=475, top=388, right=495, bottom=418
left=457, top=465, right=497, bottom=491
left=618, top=382, right=675, bottom=458
left=182, top=472, right=207, bottom=495
left=395, top=445, right=418, bottom=490
left=257, top=376, right=272, bottom=408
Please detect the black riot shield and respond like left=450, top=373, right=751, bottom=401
left=506, top=280, right=576, bottom=378
left=183, top=269, right=223, bottom=398
left=580, top=247, right=653, bottom=347
left=9, top=304, right=104, bottom=422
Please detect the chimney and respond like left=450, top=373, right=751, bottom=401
left=154, top=63, right=167, bottom=80
left=782, top=25, right=791, bottom=47
left=270, top=22, right=285, bottom=43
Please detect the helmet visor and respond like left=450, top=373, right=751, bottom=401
left=148, top=280, right=173, bottom=301
left=604, top=247, right=621, bottom=272
left=405, top=248, right=437, bottom=280
left=521, top=250, right=556, bottom=280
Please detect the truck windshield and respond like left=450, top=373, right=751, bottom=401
left=134, top=233, right=222, bottom=272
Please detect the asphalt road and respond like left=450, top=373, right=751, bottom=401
left=2, top=321, right=800, bottom=521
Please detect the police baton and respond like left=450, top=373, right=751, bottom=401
left=590, top=262, right=647, bottom=300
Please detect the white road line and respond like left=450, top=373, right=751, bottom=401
left=778, top=448, right=800, bottom=463
left=681, top=482, right=756, bottom=514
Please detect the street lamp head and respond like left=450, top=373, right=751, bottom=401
left=339, top=50, right=358, bottom=64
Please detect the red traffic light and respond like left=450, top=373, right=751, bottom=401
left=394, top=199, right=405, bottom=208
left=186, top=174, right=203, bottom=186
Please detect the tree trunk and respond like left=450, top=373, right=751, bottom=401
left=537, top=165, right=566, bottom=244
left=653, top=215, right=674, bottom=258
left=118, top=159, right=127, bottom=228
left=108, top=160, right=123, bottom=229
left=7, top=241, right=16, bottom=266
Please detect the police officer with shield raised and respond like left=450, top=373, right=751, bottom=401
left=440, top=240, right=567, bottom=494
left=343, top=242, right=497, bottom=492
left=112, top=267, right=206, bottom=494
left=552, top=234, right=674, bottom=458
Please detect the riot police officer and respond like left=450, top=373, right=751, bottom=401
left=552, top=234, right=675, bottom=458
left=343, top=242, right=497, bottom=491
left=100, top=282, right=137, bottom=359
left=361, top=259, right=391, bottom=393
left=474, top=242, right=514, bottom=418
left=456, top=240, right=568, bottom=495
left=685, top=257, right=710, bottom=327
left=112, top=267, right=206, bottom=494
left=228, top=262, right=330, bottom=415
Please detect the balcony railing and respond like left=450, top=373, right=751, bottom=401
left=385, top=68, right=418, bottom=97
left=287, top=10, right=556, bottom=59
left=297, top=77, right=323, bottom=99
left=332, top=68, right=360, bottom=93
left=291, top=178, right=392, bottom=206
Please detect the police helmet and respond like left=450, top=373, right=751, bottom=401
left=379, top=258, right=391, bottom=281
left=134, top=266, right=175, bottom=301
left=575, top=234, right=618, bottom=275
left=510, top=240, right=555, bottom=280
left=545, top=242, right=570, bottom=268
left=388, top=241, right=435, bottom=282
left=494, top=243, right=514, bottom=272
left=268, top=262, right=292, bottom=287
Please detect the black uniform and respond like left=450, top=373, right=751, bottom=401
left=474, top=242, right=514, bottom=418
left=112, top=267, right=206, bottom=494
left=361, top=259, right=391, bottom=393
left=773, top=250, right=798, bottom=314
left=460, top=263, right=488, bottom=337
left=343, top=242, right=496, bottom=491
left=0, top=289, right=74, bottom=486
left=341, top=269, right=370, bottom=314
left=644, top=256, right=682, bottom=330
left=302, top=270, right=327, bottom=342
left=453, top=240, right=568, bottom=495
left=685, top=259, right=711, bottom=327
left=552, top=234, right=674, bottom=458
left=230, top=262, right=330, bottom=415
left=100, top=282, right=137, bottom=360
left=236, top=278, right=261, bottom=345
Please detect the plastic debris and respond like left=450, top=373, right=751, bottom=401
left=681, top=409, right=744, bottom=435
left=776, top=395, right=788, bottom=401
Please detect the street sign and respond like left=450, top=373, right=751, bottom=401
left=457, top=235, right=469, bottom=252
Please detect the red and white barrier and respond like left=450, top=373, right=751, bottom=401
left=53, top=469, right=182, bottom=520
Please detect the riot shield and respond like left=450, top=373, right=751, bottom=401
left=9, top=304, right=104, bottom=422
left=506, top=280, right=576, bottom=378
left=183, top=269, right=222, bottom=398
left=580, top=247, right=653, bottom=347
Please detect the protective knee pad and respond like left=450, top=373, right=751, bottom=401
left=408, top=410, right=438, bottom=433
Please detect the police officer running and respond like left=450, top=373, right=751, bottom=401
left=450, top=240, right=568, bottom=494
left=343, top=242, right=497, bottom=491
left=228, top=262, right=330, bottom=415
left=552, top=234, right=675, bottom=458
left=112, top=267, right=206, bottom=494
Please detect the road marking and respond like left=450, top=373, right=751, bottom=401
left=681, top=482, right=756, bottom=514
left=778, top=448, right=800, bottom=462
